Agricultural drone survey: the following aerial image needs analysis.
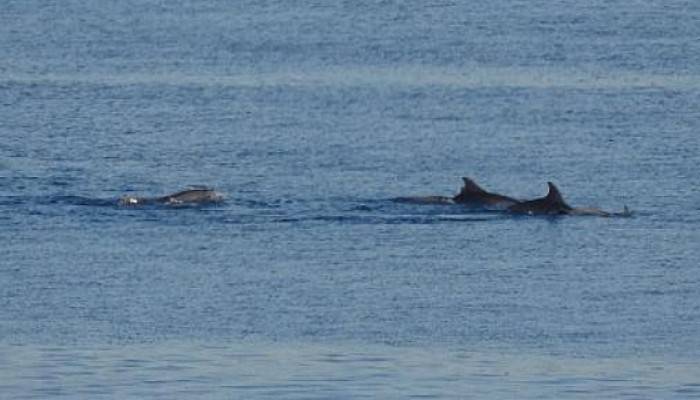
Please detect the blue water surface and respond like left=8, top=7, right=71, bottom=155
left=2, top=1, right=700, bottom=399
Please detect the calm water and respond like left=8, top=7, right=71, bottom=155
left=2, top=1, right=700, bottom=398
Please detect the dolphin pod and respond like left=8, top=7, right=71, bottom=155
left=118, top=178, right=631, bottom=217
left=396, top=177, right=631, bottom=217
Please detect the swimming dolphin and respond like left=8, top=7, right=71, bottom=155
left=507, top=182, right=629, bottom=217
left=452, top=177, right=520, bottom=209
left=118, top=187, right=224, bottom=206
left=393, top=177, right=520, bottom=208
left=391, top=180, right=457, bottom=205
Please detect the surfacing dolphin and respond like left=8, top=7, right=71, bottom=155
left=507, top=182, right=630, bottom=217
left=118, top=187, right=224, bottom=206
left=452, top=177, right=519, bottom=209
left=393, top=177, right=518, bottom=210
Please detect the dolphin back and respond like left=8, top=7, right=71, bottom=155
left=452, top=177, right=519, bottom=208
left=119, top=187, right=224, bottom=207
left=159, top=188, right=224, bottom=204
left=507, top=182, right=572, bottom=215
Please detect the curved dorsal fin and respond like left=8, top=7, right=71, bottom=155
left=461, top=177, right=487, bottom=194
left=544, top=181, right=568, bottom=206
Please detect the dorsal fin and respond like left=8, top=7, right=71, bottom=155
left=461, top=177, right=487, bottom=194
left=544, top=182, right=569, bottom=207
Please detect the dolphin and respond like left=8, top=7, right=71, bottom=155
left=118, top=187, right=224, bottom=206
left=452, top=177, right=520, bottom=209
left=393, top=177, right=520, bottom=208
left=507, top=182, right=630, bottom=217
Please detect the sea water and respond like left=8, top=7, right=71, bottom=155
left=1, top=1, right=700, bottom=398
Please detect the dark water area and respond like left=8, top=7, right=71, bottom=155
left=2, top=1, right=700, bottom=398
